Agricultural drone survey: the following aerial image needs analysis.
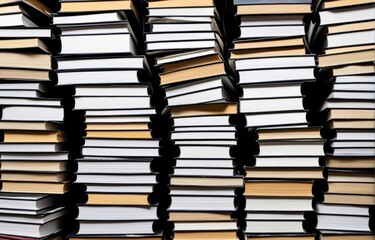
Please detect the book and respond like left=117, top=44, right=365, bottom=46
left=244, top=181, right=313, bottom=197
left=57, top=0, right=132, bottom=13
left=322, top=0, right=374, bottom=9
left=240, top=97, right=306, bottom=113
left=56, top=69, right=146, bottom=86
left=59, top=33, right=134, bottom=55
left=233, top=55, right=316, bottom=70
left=0, top=160, right=68, bottom=171
left=238, top=68, right=315, bottom=84
left=317, top=214, right=373, bottom=232
left=0, top=38, right=50, bottom=52
left=0, top=193, right=56, bottom=210
left=159, top=62, right=226, bottom=86
left=318, top=49, right=374, bottom=68
left=246, top=167, right=324, bottom=179
left=1, top=131, right=65, bottom=143
left=0, top=218, right=63, bottom=238
left=245, top=197, right=314, bottom=211
left=319, top=4, right=374, bottom=26
left=326, top=30, right=374, bottom=49
left=257, top=127, right=322, bottom=140
left=239, top=25, right=305, bottom=39
left=1, top=181, right=70, bottom=194
left=245, top=220, right=306, bottom=234
left=77, top=221, right=156, bottom=235
left=0, top=52, right=52, bottom=70
left=76, top=205, right=158, bottom=221
left=236, top=4, right=311, bottom=15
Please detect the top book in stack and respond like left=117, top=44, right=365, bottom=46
left=308, top=0, right=374, bottom=77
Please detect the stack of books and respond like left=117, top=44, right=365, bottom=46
left=166, top=104, right=243, bottom=240
left=144, top=1, right=243, bottom=239
left=0, top=0, right=72, bottom=238
left=50, top=0, right=162, bottom=238
left=308, top=0, right=375, bottom=238
left=228, top=0, right=325, bottom=239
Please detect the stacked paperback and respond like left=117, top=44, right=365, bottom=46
left=229, top=0, right=325, bottom=238
left=145, top=0, right=243, bottom=239
left=0, top=0, right=72, bottom=238
left=308, top=0, right=375, bottom=238
left=50, top=0, right=162, bottom=238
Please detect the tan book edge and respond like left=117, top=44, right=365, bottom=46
left=257, top=127, right=321, bottom=140
left=328, top=20, right=375, bottom=34
left=237, top=4, right=311, bottom=15
left=86, top=123, right=149, bottom=130
left=0, top=0, right=19, bottom=5
left=318, top=49, right=375, bottom=67
left=327, top=182, right=375, bottom=195
left=162, top=54, right=222, bottom=73
left=1, top=181, right=69, bottom=194
left=87, top=193, right=149, bottom=205
left=230, top=47, right=306, bottom=59
left=160, top=62, right=226, bottom=86
left=60, top=0, right=132, bottom=12
left=0, top=38, right=50, bottom=53
left=0, top=68, right=50, bottom=80
left=1, top=172, right=69, bottom=182
left=233, top=37, right=304, bottom=50
left=244, top=181, right=313, bottom=197
left=170, top=102, right=237, bottom=118
left=86, top=130, right=152, bottom=138
left=324, top=193, right=375, bottom=205
left=330, top=109, right=375, bottom=120
left=1, top=161, right=67, bottom=171
left=325, top=44, right=375, bottom=55
left=324, top=0, right=374, bottom=9
left=171, top=177, right=243, bottom=187
left=174, top=231, right=237, bottom=240
left=0, top=52, right=51, bottom=70
left=326, top=156, right=375, bottom=168
left=4, top=131, right=65, bottom=143
left=148, top=0, right=213, bottom=8
left=0, top=4, right=20, bottom=14
left=333, top=63, right=375, bottom=76
left=245, top=167, right=324, bottom=179
left=328, top=119, right=375, bottom=129
left=169, top=212, right=232, bottom=221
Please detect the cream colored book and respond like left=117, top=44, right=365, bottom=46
left=86, top=193, right=149, bottom=205
left=169, top=103, right=237, bottom=118
left=237, top=4, right=311, bottom=15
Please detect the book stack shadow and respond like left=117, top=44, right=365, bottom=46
left=144, top=0, right=245, bottom=239
left=50, top=0, right=163, bottom=239
left=0, top=0, right=76, bottom=238
left=307, top=0, right=375, bottom=239
left=227, top=0, right=327, bottom=239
